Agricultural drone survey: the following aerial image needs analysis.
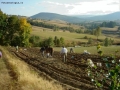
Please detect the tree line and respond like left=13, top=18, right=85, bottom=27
left=83, top=21, right=117, bottom=30
left=29, top=35, right=66, bottom=47
left=100, top=21, right=117, bottom=28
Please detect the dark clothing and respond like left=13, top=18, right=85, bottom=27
left=40, top=47, right=45, bottom=57
left=70, top=48, right=74, bottom=53
left=46, top=47, right=54, bottom=57
left=50, top=48, right=53, bottom=56
left=40, top=47, right=45, bottom=52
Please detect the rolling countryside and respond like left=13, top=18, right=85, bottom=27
left=1, top=8, right=120, bottom=90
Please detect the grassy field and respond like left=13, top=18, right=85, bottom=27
left=32, top=19, right=84, bottom=30
left=32, top=26, right=120, bottom=43
left=53, top=45, right=120, bottom=55
left=101, top=26, right=119, bottom=31
left=31, top=25, right=120, bottom=56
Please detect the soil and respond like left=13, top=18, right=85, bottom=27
left=7, top=47, right=120, bottom=90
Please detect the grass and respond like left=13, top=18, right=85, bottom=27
left=101, top=26, right=119, bottom=31
left=0, top=46, right=64, bottom=90
left=0, top=55, right=12, bottom=90
left=32, top=26, right=120, bottom=43
left=32, top=25, right=120, bottom=56
left=54, top=46, right=120, bottom=55
left=32, top=19, right=83, bottom=30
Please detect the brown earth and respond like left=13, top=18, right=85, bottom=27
left=7, top=47, right=120, bottom=90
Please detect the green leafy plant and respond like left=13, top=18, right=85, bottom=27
left=87, top=45, right=120, bottom=90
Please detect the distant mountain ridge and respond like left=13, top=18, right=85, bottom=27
left=30, top=12, right=84, bottom=23
left=84, top=12, right=120, bottom=21
left=30, top=12, right=120, bottom=23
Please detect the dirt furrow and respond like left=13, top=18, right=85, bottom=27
left=8, top=48, right=97, bottom=90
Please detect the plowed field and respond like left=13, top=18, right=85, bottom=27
left=7, top=47, right=120, bottom=90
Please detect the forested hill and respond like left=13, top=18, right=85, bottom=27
left=30, top=12, right=120, bottom=23
left=30, top=12, right=84, bottom=23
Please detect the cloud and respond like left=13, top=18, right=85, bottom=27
left=39, top=0, right=117, bottom=15
left=44, top=0, right=104, bottom=4
left=75, top=0, right=104, bottom=2
left=107, top=1, right=119, bottom=5
left=44, top=0, right=119, bottom=15
left=38, top=1, right=76, bottom=14
left=17, top=0, right=120, bottom=16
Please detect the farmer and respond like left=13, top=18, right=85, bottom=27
left=40, top=46, right=45, bottom=57
left=16, top=45, right=18, bottom=52
left=0, top=50, right=2, bottom=58
left=70, top=47, right=74, bottom=53
left=60, top=46, right=68, bottom=63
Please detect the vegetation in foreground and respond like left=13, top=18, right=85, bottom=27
left=87, top=45, right=120, bottom=90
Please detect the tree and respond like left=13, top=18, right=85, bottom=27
left=7, top=15, right=19, bottom=45
left=53, top=25, right=59, bottom=31
left=88, top=38, right=93, bottom=44
left=0, top=11, right=8, bottom=45
left=54, top=36, right=58, bottom=46
left=56, top=38, right=60, bottom=46
left=100, top=21, right=116, bottom=28
left=0, top=9, right=3, bottom=15
left=104, top=37, right=114, bottom=47
left=60, top=37, right=65, bottom=46
left=104, top=37, right=109, bottom=47
left=94, top=26, right=101, bottom=44
left=29, top=35, right=40, bottom=46
left=47, top=37, right=54, bottom=46
left=18, top=18, right=32, bottom=47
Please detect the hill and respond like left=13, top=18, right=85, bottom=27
left=84, top=11, right=120, bottom=21
left=30, top=12, right=120, bottom=23
left=30, top=12, right=84, bottom=23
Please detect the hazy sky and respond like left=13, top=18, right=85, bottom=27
left=0, top=0, right=120, bottom=16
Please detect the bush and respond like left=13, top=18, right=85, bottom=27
left=84, top=36, right=88, bottom=39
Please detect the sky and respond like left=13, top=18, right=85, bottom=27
left=0, top=0, right=120, bottom=16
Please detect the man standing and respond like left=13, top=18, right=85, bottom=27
left=16, top=46, right=18, bottom=52
left=70, top=47, right=74, bottom=53
left=40, top=46, right=45, bottom=57
left=60, top=46, right=68, bottom=63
